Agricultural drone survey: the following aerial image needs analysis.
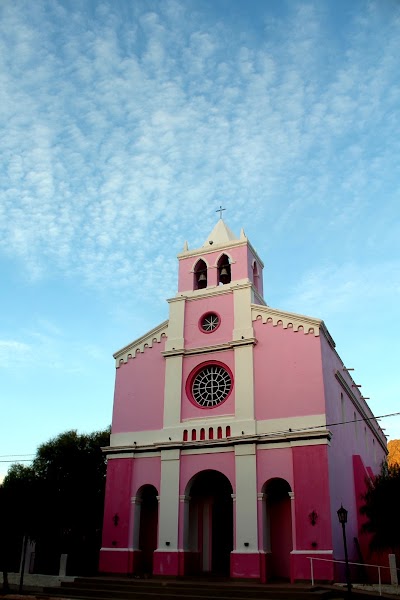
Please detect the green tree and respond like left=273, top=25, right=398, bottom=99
left=360, top=462, right=400, bottom=557
left=0, top=428, right=110, bottom=579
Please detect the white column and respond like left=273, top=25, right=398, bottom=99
left=157, top=449, right=180, bottom=550
left=180, top=495, right=191, bottom=550
left=130, top=496, right=142, bottom=550
left=234, top=345, right=255, bottom=422
left=165, top=297, right=185, bottom=352
left=234, top=444, right=258, bottom=551
left=257, top=492, right=270, bottom=552
left=288, top=491, right=297, bottom=551
left=163, top=355, right=183, bottom=428
left=232, top=284, right=255, bottom=423
left=163, top=296, right=185, bottom=429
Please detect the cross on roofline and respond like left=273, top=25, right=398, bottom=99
left=216, top=205, right=226, bottom=219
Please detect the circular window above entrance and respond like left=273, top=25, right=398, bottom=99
left=199, top=312, right=220, bottom=333
left=188, top=362, right=233, bottom=408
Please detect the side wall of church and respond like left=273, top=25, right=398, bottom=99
left=320, top=333, right=386, bottom=565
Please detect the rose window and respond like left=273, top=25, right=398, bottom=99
left=191, top=364, right=232, bottom=407
left=200, top=312, right=220, bottom=332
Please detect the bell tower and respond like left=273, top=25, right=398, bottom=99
left=177, top=218, right=265, bottom=301
left=163, top=218, right=266, bottom=433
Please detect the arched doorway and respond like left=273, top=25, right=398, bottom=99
left=262, top=478, right=293, bottom=580
left=137, top=485, right=158, bottom=575
left=187, top=470, right=233, bottom=576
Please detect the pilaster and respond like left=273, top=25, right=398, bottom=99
left=234, top=444, right=258, bottom=550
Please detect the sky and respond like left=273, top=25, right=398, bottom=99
left=1, top=0, right=399, bottom=480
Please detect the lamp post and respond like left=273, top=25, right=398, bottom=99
left=337, top=505, right=352, bottom=596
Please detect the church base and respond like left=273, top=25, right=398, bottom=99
left=153, top=550, right=180, bottom=576
left=230, top=552, right=262, bottom=580
left=290, top=552, right=334, bottom=583
left=99, top=548, right=136, bottom=574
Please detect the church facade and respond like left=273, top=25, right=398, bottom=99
left=99, top=220, right=386, bottom=582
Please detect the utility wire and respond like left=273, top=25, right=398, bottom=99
left=0, top=412, right=399, bottom=464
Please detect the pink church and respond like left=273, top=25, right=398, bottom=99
left=99, top=219, right=386, bottom=582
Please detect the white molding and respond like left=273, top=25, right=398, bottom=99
left=107, top=452, right=134, bottom=459
left=100, top=547, right=131, bottom=552
left=114, top=321, right=168, bottom=367
left=252, top=305, right=323, bottom=338
left=291, top=550, right=333, bottom=555
left=182, top=446, right=233, bottom=456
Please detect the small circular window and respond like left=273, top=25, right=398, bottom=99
left=190, top=363, right=232, bottom=408
left=200, top=312, right=220, bottom=333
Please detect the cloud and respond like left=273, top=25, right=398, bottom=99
left=0, top=340, right=32, bottom=368
left=280, top=261, right=400, bottom=319
left=0, top=0, right=399, bottom=303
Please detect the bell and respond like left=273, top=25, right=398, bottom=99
left=220, top=267, right=229, bottom=278
left=198, top=272, right=206, bottom=282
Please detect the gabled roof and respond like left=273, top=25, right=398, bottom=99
left=113, top=320, right=168, bottom=367
left=202, top=219, right=239, bottom=247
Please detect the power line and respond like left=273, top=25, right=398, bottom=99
left=0, top=459, right=33, bottom=463
left=0, top=412, right=398, bottom=464
left=0, top=453, right=35, bottom=458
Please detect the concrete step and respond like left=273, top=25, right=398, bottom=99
left=42, top=578, right=337, bottom=600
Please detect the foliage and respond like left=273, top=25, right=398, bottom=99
left=387, top=439, right=400, bottom=467
left=0, top=428, right=110, bottom=576
left=360, top=462, right=400, bottom=555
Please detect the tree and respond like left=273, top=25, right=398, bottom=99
left=360, top=462, right=400, bottom=558
left=0, top=428, right=110, bottom=578
left=388, top=439, right=400, bottom=467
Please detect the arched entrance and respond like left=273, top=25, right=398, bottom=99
left=262, top=478, right=293, bottom=580
left=137, top=485, right=158, bottom=575
left=187, top=470, right=233, bottom=576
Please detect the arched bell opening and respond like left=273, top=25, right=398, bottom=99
left=194, top=259, right=208, bottom=290
left=252, top=261, right=260, bottom=293
left=185, top=470, right=233, bottom=576
left=137, top=484, right=159, bottom=576
left=217, top=254, right=231, bottom=285
left=261, top=478, right=293, bottom=581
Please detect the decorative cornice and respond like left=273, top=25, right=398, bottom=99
left=177, top=238, right=264, bottom=269
left=335, top=371, right=387, bottom=451
left=169, top=280, right=253, bottom=302
left=251, top=304, right=335, bottom=345
left=103, top=428, right=331, bottom=456
left=114, top=320, right=169, bottom=367
left=162, top=338, right=257, bottom=358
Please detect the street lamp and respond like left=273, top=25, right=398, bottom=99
left=337, top=505, right=352, bottom=596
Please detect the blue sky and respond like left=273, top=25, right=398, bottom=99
left=1, top=0, right=399, bottom=480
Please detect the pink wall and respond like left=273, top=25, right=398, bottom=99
left=131, top=456, right=161, bottom=497
left=179, top=452, right=236, bottom=496
left=181, top=350, right=235, bottom=420
left=101, top=458, right=133, bottom=551
left=319, top=334, right=386, bottom=559
left=184, top=294, right=234, bottom=349
left=257, top=447, right=294, bottom=493
left=292, top=445, right=333, bottom=551
left=112, top=338, right=166, bottom=433
left=253, top=320, right=325, bottom=420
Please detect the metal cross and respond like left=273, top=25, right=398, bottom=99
left=216, top=205, right=226, bottom=219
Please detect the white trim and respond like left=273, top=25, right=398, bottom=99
left=181, top=446, right=233, bottom=456
left=100, top=547, right=131, bottom=552
left=114, top=321, right=168, bottom=366
left=107, top=453, right=134, bottom=459
left=230, top=550, right=261, bottom=555
left=291, top=550, right=333, bottom=555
